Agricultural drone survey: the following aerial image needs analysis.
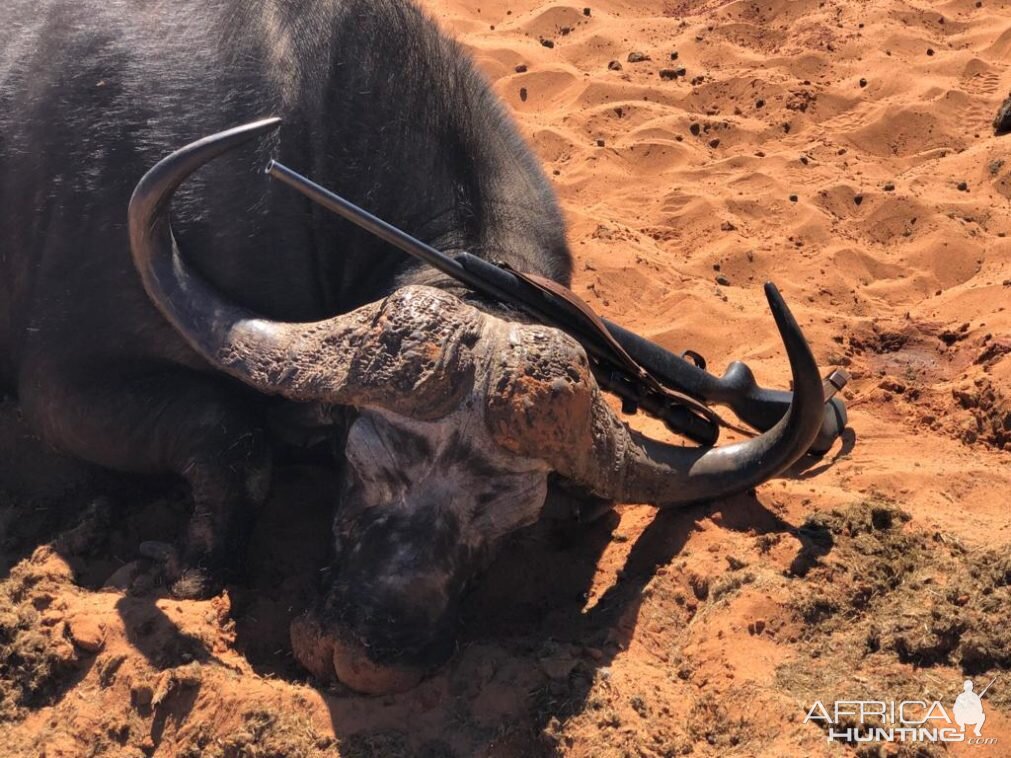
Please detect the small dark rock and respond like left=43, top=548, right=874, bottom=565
left=755, top=98, right=765, bottom=108
left=608, top=60, right=623, bottom=71
left=789, top=194, right=798, bottom=202
left=854, top=194, right=863, bottom=205
left=659, top=69, right=678, bottom=80
left=583, top=7, right=591, bottom=16
left=715, top=274, right=731, bottom=286
left=993, top=94, right=1011, bottom=135
left=708, top=138, right=720, bottom=148
left=957, top=181, right=968, bottom=192
left=878, top=378, right=906, bottom=394
left=883, top=182, right=895, bottom=191
left=688, top=573, right=709, bottom=600
left=926, top=48, right=935, bottom=56
left=689, top=122, right=701, bottom=136
left=627, top=51, right=650, bottom=63
left=515, top=64, right=528, bottom=73
left=859, top=78, right=868, bottom=88
left=670, top=51, right=679, bottom=60
left=541, top=39, right=555, bottom=48
left=726, top=555, right=747, bottom=570
left=596, top=138, right=605, bottom=147
left=519, top=87, right=528, bottom=102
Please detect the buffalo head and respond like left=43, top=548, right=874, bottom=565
left=128, top=121, right=824, bottom=693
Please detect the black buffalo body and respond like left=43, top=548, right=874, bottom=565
left=0, top=0, right=569, bottom=662
left=0, top=5, right=570, bottom=553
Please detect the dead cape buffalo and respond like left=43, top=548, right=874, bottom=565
left=1, top=1, right=824, bottom=692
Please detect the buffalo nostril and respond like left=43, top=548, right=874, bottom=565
left=290, top=610, right=426, bottom=695
left=290, top=611, right=337, bottom=683
left=330, top=638, right=425, bottom=695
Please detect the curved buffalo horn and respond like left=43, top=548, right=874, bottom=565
left=496, top=283, right=826, bottom=505
left=128, top=118, right=288, bottom=373
left=130, top=119, right=495, bottom=420
left=130, top=121, right=825, bottom=505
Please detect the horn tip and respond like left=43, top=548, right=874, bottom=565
left=242, top=117, right=283, bottom=137
left=220, top=117, right=283, bottom=145
left=762, top=281, right=792, bottom=325
left=761, top=282, right=815, bottom=373
left=762, top=281, right=783, bottom=306
left=253, top=116, right=283, bottom=128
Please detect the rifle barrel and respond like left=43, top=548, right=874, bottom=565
left=267, top=161, right=615, bottom=341
left=979, top=676, right=998, bottom=698
left=266, top=160, right=510, bottom=302
left=265, top=160, right=619, bottom=358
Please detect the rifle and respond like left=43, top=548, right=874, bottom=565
left=265, top=160, right=848, bottom=453
left=979, top=676, right=998, bottom=699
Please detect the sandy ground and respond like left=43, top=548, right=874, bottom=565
left=1, top=0, right=1010, bottom=755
